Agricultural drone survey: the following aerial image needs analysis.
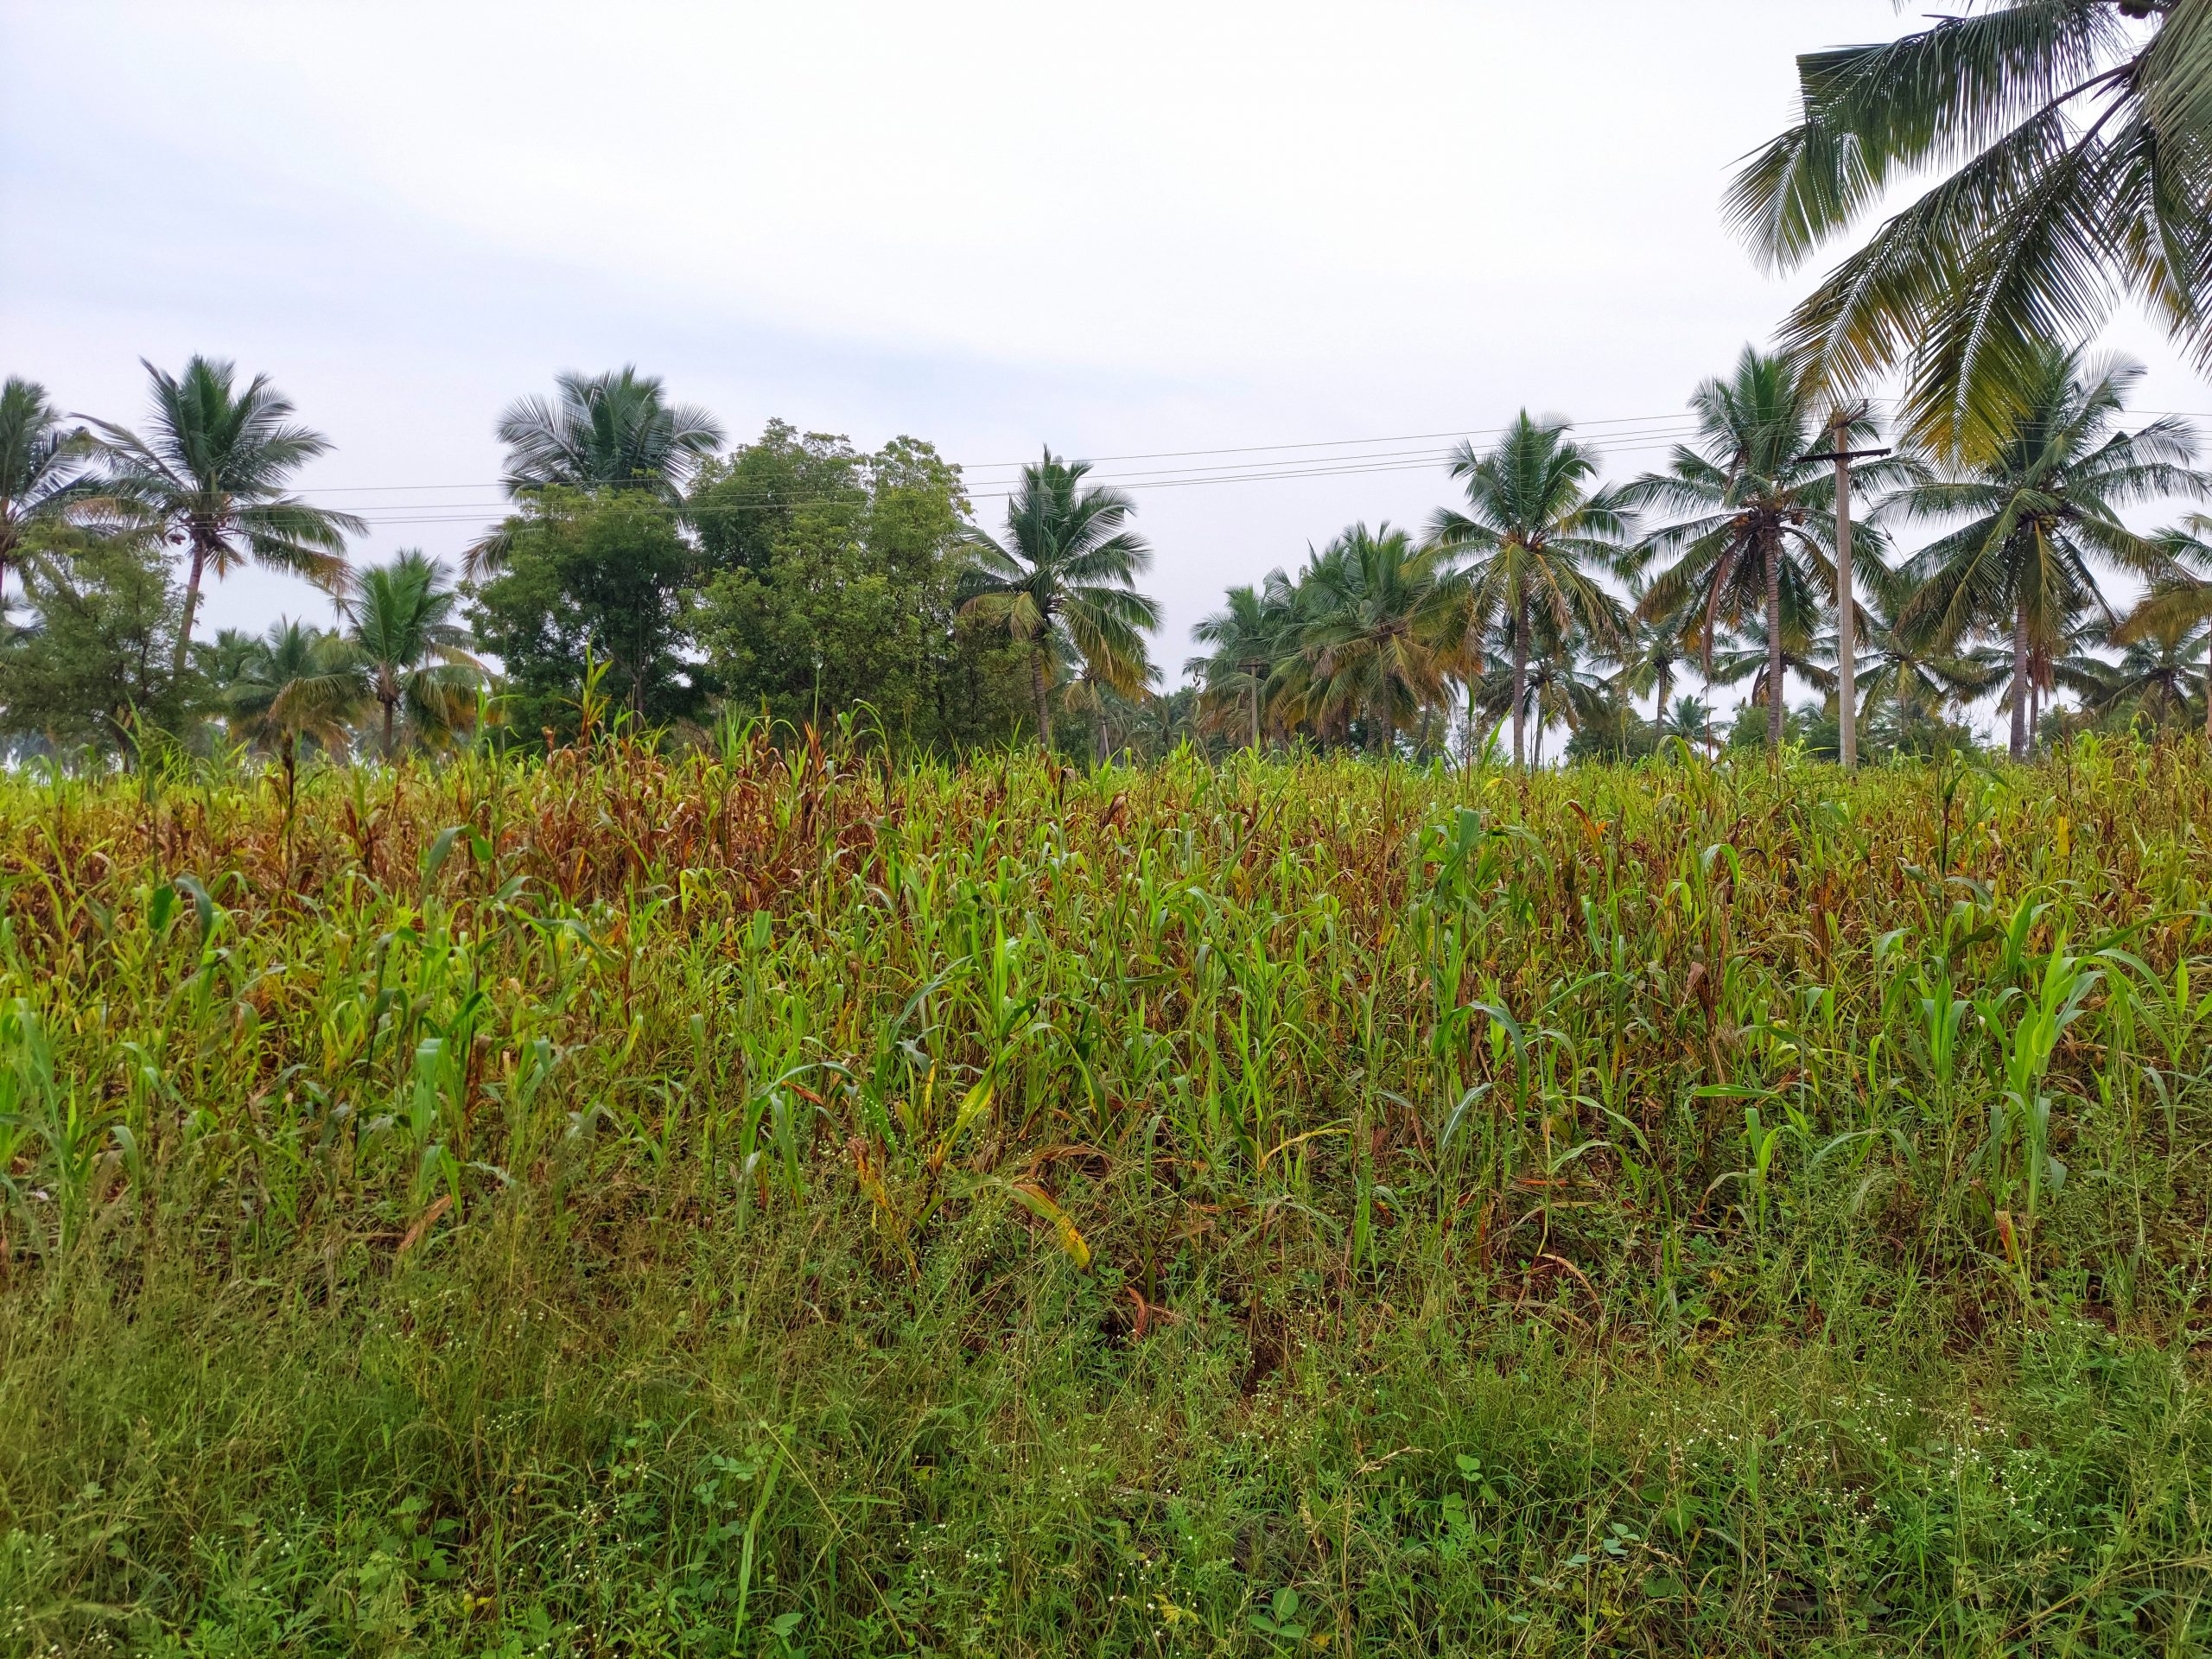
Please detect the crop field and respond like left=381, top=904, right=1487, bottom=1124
left=3, top=735, right=2212, bottom=1656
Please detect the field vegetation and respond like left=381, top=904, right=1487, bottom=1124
left=10, top=5, right=2212, bottom=1654
left=3, top=727, right=2210, bottom=1656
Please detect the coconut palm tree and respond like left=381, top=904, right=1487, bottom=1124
left=344, top=550, right=483, bottom=756
left=1853, top=595, right=2001, bottom=734
left=1296, top=523, right=1458, bottom=757
left=1185, top=570, right=1300, bottom=746
left=1620, top=348, right=1905, bottom=754
left=1482, top=613, right=1611, bottom=768
left=1881, top=347, right=2205, bottom=758
left=84, top=357, right=364, bottom=683
left=2118, top=517, right=2212, bottom=742
left=1731, top=1, right=2212, bottom=458
left=226, top=619, right=363, bottom=801
left=1707, top=616, right=1840, bottom=716
left=471, top=367, right=725, bottom=578
left=2069, top=615, right=2209, bottom=734
left=0, top=378, right=92, bottom=599
left=1427, top=412, right=1630, bottom=769
left=495, top=366, right=723, bottom=498
left=960, top=450, right=1160, bottom=753
left=1658, top=693, right=1720, bottom=757
left=1599, top=578, right=1700, bottom=728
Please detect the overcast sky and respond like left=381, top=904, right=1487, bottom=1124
left=6, top=1, right=2205, bottom=722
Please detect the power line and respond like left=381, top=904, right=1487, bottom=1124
left=299, top=432, right=1736, bottom=530
left=270, top=410, right=1729, bottom=497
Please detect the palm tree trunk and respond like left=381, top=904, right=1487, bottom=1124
left=2008, top=600, right=2030, bottom=761
left=1511, top=599, right=1529, bottom=771
left=1031, top=642, right=1053, bottom=754
left=382, top=695, right=397, bottom=758
left=2204, top=657, right=2211, bottom=746
left=171, top=533, right=212, bottom=683
left=1654, top=664, right=1669, bottom=728
left=1764, top=535, right=1785, bottom=753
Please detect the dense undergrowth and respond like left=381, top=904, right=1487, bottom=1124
left=3, top=732, right=2211, bottom=1656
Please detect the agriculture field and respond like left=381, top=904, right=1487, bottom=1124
left=3, top=736, right=2211, bottom=1657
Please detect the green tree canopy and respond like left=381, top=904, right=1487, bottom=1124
left=468, top=488, right=703, bottom=741
left=0, top=525, right=184, bottom=759
left=690, top=429, right=1030, bottom=747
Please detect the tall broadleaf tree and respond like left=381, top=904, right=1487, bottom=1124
left=85, top=357, right=363, bottom=682
left=1881, top=347, right=2204, bottom=757
left=1426, top=412, right=1630, bottom=768
left=1730, top=2, right=2212, bottom=458
left=0, top=378, right=92, bottom=600
left=1620, top=348, right=1908, bottom=753
left=472, top=367, right=724, bottom=577
left=960, top=451, right=1160, bottom=753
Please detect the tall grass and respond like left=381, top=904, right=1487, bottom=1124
left=2, top=730, right=2209, bottom=1656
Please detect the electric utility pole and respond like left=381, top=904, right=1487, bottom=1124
left=1796, top=414, right=1889, bottom=769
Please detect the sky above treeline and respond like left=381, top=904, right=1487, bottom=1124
left=6, top=0, right=2208, bottom=712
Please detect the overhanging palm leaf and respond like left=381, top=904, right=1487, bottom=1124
left=0, top=378, right=94, bottom=597
left=1731, top=3, right=2212, bottom=458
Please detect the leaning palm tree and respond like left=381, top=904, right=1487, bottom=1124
left=1297, top=523, right=1456, bottom=757
left=1731, top=2, right=2212, bottom=459
left=1620, top=348, right=1905, bottom=753
left=85, top=357, right=364, bottom=683
left=960, top=451, right=1160, bottom=753
left=1427, top=412, right=1630, bottom=768
left=345, top=550, right=484, bottom=756
left=226, top=620, right=364, bottom=800
left=0, top=377, right=92, bottom=597
left=1882, top=347, right=2205, bottom=758
left=471, top=367, right=725, bottom=578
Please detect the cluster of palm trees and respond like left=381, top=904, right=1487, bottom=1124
left=1, top=357, right=493, bottom=761
left=1186, top=345, right=2212, bottom=765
